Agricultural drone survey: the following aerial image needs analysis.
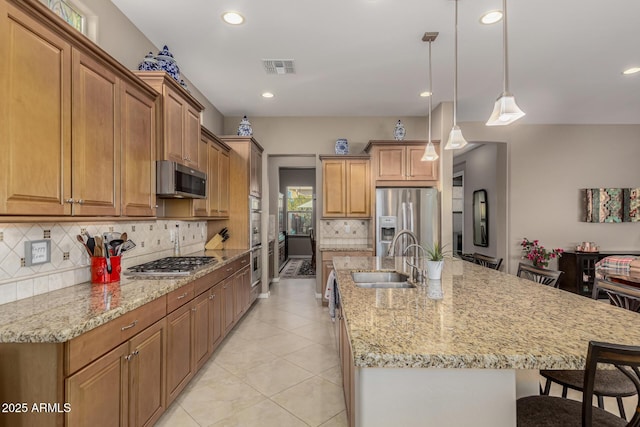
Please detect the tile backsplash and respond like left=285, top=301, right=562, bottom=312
left=0, top=220, right=208, bottom=305
left=320, top=219, right=371, bottom=246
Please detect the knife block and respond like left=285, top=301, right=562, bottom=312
left=205, top=234, right=224, bottom=250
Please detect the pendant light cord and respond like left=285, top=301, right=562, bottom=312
left=502, top=0, right=509, bottom=93
left=453, top=0, right=459, bottom=126
left=428, top=39, right=433, bottom=144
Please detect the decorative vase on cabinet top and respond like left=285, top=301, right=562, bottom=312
left=394, top=120, right=406, bottom=141
left=137, top=52, right=158, bottom=71
left=335, top=138, right=349, bottom=155
left=156, top=45, right=180, bottom=81
left=237, top=115, right=253, bottom=136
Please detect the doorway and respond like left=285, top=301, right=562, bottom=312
left=452, top=171, right=464, bottom=256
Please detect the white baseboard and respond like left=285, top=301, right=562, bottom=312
left=315, top=293, right=322, bottom=299
left=258, top=292, right=270, bottom=299
left=271, top=277, right=280, bottom=283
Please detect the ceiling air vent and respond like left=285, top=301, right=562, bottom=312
left=262, top=59, right=295, bottom=75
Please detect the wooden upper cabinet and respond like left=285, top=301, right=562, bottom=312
left=1, top=2, right=158, bottom=217
left=193, top=135, right=209, bottom=217
left=250, top=146, right=263, bottom=198
left=134, top=72, right=204, bottom=170
left=322, top=159, right=346, bottom=217
left=321, top=156, right=371, bottom=218
left=120, top=81, right=157, bottom=217
left=366, top=141, right=439, bottom=185
left=71, top=49, right=120, bottom=216
left=0, top=2, right=72, bottom=215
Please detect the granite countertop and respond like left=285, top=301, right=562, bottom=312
left=332, top=256, right=640, bottom=370
left=0, top=249, right=249, bottom=344
left=319, top=244, right=374, bottom=252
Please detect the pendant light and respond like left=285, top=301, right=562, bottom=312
left=445, top=0, right=468, bottom=150
left=486, top=0, right=525, bottom=126
left=422, top=32, right=439, bottom=162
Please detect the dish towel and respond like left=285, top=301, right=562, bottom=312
left=325, top=269, right=337, bottom=321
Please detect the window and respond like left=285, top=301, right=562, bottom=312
left=48, top=0, right=85, bottom=34
left=286, top=186, right=313, bottom=236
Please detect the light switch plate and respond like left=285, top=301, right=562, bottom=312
left=24, top=240, right=51, bottom=266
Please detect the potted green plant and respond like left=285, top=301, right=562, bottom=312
left=425, top=242, right=447, bottom=280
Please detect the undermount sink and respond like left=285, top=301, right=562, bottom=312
left=351, top=271, right=415, bottom=289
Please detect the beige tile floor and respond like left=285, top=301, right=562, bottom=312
left=156, top=276, right=637, bottom=426
left=156, top=277, right=348, bottom=427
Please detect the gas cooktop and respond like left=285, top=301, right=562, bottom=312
left=125, top=256, right=216, bottom=277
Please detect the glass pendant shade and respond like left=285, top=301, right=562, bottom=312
left=421, top=141, right=439, bottom=161
left=486, top=92, right=525, bottom=126
left=445, top=125, right=468, bottom=150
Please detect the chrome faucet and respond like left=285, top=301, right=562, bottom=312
left=403, top=243, right=426, bottom=284
left=387, top=229, right=418, bottom=257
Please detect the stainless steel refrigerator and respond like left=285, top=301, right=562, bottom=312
left=375, top=187, right=439, bottom=256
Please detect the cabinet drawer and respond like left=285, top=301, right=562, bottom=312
left=193, top=268, right=226, bottom=296
left=66, top=296, right=166, bottom=375
left=166, top=282, right=195, bottom=313
left=222, top=254, right=251, bottom=277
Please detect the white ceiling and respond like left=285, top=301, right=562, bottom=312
left=111, top=0, right=640, bottom=124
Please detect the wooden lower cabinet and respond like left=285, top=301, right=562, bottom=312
left=193, top=291, right=211, bottom=372
left=208, top=282, right=224, bottom=354
left=165, top=303, right=194, bottom=406
left=339, top=313, right=355, bottom=427
left=66, top=318, right=166, bottom=427
left=222, top=276, right=236, bottom=335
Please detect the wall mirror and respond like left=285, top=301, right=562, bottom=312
left=473, top=189, right=488, bottom=247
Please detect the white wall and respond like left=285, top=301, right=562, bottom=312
left=460, top=123, right=640, bottom=273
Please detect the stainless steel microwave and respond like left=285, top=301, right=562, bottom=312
left=156, top=160, right=207, bottom=199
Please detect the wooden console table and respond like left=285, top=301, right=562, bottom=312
left=558, top=250, right=640, bottom=296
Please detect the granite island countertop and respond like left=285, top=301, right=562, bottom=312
left=332, top=256, right=640, bottom=370
left=319, top=244, right=374, bottom=252
left=0, top=249, right=250, bottom=343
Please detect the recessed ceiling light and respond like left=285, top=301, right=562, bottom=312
left=420, top=91, right=432, bottom=97
left=262, top=92, right=274, bottom=98
left=222, top=11, right=244, bottom=25
left=622, top=67, right=640, bottom=75
left=480, top=10, right=503, bottom=25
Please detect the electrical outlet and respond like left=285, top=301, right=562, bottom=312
left=170, top=230, right=175, bottom=242
left=345, top=224, right=351, bottom=233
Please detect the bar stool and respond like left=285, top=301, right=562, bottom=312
left=473, top=253, right=503, bottom=270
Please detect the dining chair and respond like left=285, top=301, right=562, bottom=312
left=473, top=253, right=503, bottom=270
left=517, top=341, right=640, bottom=427
left=539, top=279, right=640, bottom=419
left=516, top=263, right=563, bottom=288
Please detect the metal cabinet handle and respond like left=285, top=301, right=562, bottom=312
left=76, top=199, right=84, bottom=205
left=133, top=349, right=139, bottom=356
left=191, top=307, right=197, bottom=312
left=226, top=267, right=233, bottom=272
left=176, top=292, right=188, bottom=300
left=65, top=198, right=74, bottom=204
left=120, top=320, right=138, bottom=331
left=125, top=354, right=132, bottom=361
left=209, top=293, right=216, bottom=300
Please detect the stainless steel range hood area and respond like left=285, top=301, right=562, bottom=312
left=156, top=160, right=207, bottom=199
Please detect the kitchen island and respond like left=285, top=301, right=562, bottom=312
left=332, top=256, right=640, bottom=427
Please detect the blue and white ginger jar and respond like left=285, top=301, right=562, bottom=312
left=335, top=138, right=349, bottom=155
left=394, top=120, right=406, bottom=141
left=156, top=45, right=180, bottom=81
left=138, top=52, right=159, bottom=71
left=237, top=116, right=253, bottom=136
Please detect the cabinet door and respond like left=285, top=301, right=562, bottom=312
left=128, top=319, right=165, bottom=427
left=183, top=105, right=200, bottom=168
left=165, top=303, right=193, bottom=405
left=341, top=318, right=353, bottom=426
left=162, top=85, right=185, bottom=165
left=222, top=277, right=235, bottom=335
left=243, top=266, right=252, bottom=312
left=0, top=4, right=72, bottom=215
left=374, top=147, right=405, bottom=181
left=207, top=143, right=221, bottom=215
left=66, top=342, right=129, bottom=427
left=323, top=160, right=346, bottom=217
left=194, top=136, right=209, bottom=217
left=346, top=160, right=370, bottom=217
left=322, top=259, right=334, bottom=303
left=209, top=282, right=224, bottom=353
left=71, top=49, right=120, bottom=216
left=406, top=144, right=438, bottom=181
left=121, top=81, right=156, bottom=217
left=233, top=269, right=245, bottom=321
left=218, top=150, right=230, bottom=217
left=250, top=147, right=262, bottom=197
left=192, top=292, right=211, bottom=371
